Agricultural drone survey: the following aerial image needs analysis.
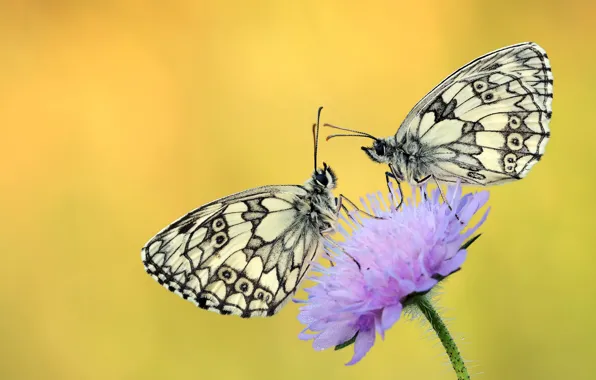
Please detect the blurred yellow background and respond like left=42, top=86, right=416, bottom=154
left=1, top=1, right=593, bottom=379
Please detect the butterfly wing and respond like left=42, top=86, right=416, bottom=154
left=398, top=42, right=552, bottom=185
left=141, top=185, right=324, bottom=317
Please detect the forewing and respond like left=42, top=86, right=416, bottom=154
left=400, top=42, right=552, bottom=185
left=141, top=185, right=322, bottom=317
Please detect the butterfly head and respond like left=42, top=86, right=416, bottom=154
left=323, top=122, right=396, bottom=172
left=361, top=137, right=395, bottom=165
left=312, top=162, right=337, bottom=190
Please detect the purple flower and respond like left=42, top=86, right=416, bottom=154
left=296, top=183, right=490, bottom=365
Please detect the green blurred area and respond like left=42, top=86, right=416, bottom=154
left=0, top=1, right=594, bottom=379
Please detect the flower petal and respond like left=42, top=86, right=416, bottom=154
left=312, top=320, right=358, bottom=351
left=437, top=251, right=467, bottom=277
left=298, top=328, right=315, bottom=341
left=346, top=327, right=376, bottom=365
left=296, top=182, right=489, bottom=365
left=381, top=303, right=403, bottom=331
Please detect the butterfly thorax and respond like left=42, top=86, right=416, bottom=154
left=393, top=135, right=434, bottom=185
left=300, top=165, right=338, bottom=232
left=362, top=135, right=433, bottom=185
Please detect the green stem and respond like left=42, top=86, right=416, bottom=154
left=414, top=295, right=470, bottom=380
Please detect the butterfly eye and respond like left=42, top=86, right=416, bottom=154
left=315, top=172, right=329, bottom=186
left=374, top=141, right=386, bottom=156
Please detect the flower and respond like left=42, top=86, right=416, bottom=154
left=296, top=182, right=490, bottom=365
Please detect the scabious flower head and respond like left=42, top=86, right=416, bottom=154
left=296, top=182, right=490, bottom=365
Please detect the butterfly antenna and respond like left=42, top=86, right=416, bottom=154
left=313, top=106, right=324, bottom=170
left=323, top=123, right=377, bottom=141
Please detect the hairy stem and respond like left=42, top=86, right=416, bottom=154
left=414, top=295, right=470, bottom=380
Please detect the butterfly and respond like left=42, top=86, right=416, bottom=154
left=326, top=42, right=553, bottom=193
left=141, top=107, right=342, bottom=318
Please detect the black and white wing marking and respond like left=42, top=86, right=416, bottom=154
left=399, top=42, right=552, bottom=185
left=142, top=185, right=323, bottom=318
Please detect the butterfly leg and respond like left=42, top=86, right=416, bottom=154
left=415, top=175, right=463, bottom=223
left=333, top=195, right=358, bottom=227
left=414, top=175, right=431, bottom=201
left=339, top=194, right=384, bottom=220
left=326, top=237, right=363, bottom=270
left=385, top=171, right=404, bottom=210
left=321, top=232, right=337, bottom=267
left=324, top=202, right=363, bottom=269
left=428, top=175, right=464, bottom=225
left=320, top=236, right=364, bottom=270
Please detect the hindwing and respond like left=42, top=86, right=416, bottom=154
left=142, top=185, right=323, bottom=317
left=399, top=42, right=552, bottom=185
